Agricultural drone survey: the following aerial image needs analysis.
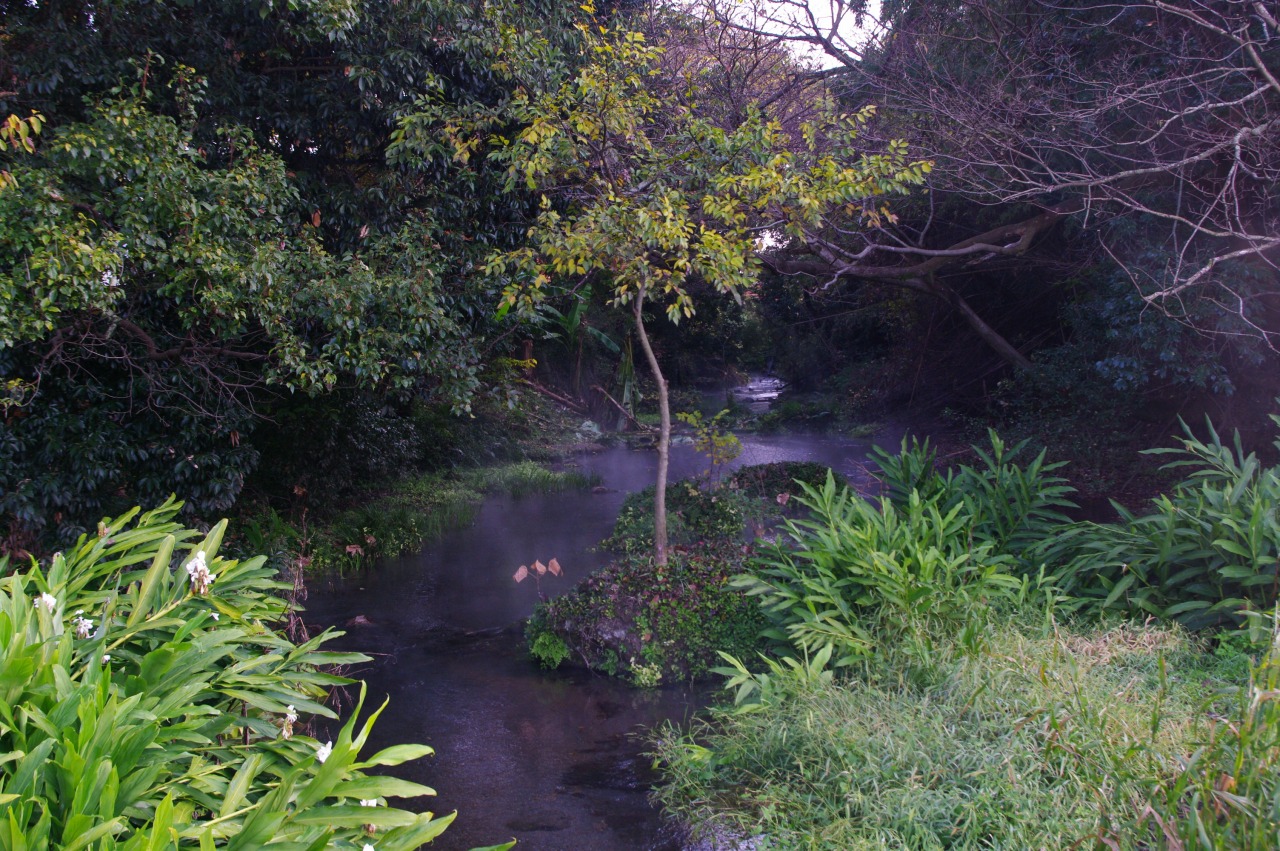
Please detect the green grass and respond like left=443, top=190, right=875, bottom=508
left=456, top=460, right=598, bottom=498
left=296, top=462, right=596, bottom=572
left=652, top=621, right=1259, bottom=850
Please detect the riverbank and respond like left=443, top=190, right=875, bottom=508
left=300, top=431, right=902, bottom=849
left=647, top=420, right=1280, bottom=849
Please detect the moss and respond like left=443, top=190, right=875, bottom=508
left=527, top=542, right=768, bottom=682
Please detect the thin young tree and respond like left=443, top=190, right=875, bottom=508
left=396, top=3, right=929, bottom=563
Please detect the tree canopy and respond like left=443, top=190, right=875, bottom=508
left=2, top=0, right=1277, bottom=546
left=0, top=0, right=584, bottom=545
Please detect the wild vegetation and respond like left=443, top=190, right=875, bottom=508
left=0, top=499, right=488, bottom=848
left=655, top=622, right=1277, bottom=850
left=650, top=415, right=1280, bottom=848
left=3, top=0, right=1280, bottom=847
left=245, top=460, right=596, bottom=575
left=529, top=461, right=837, bottom=682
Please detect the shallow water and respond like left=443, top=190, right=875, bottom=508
left=305, top=431, right=900, bottom=850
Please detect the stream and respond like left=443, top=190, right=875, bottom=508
left=305, top=426, right=907, bottom=850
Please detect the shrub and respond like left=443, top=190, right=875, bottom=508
left=738, top=473, right=1025, bottom=665
left=602, top=481, right=750, bottom=554
left=0, top=498, right=467, bottom=848
left=727, top=461, right=845, bottom=500
left=871, top=430, right=1077, bottom=567
left=1050, top=415, right=1280, bottom=638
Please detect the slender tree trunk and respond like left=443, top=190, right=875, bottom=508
left=632, top=289, right=670, bottom=566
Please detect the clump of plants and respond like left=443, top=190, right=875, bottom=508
left=734, top=433, right=1075, bottom=665
left=1048, top=414, right=1280, bottom=639
left=0, top=497, right=476, bottom=848
left=601, top=461, right=846, bottom=556
left=526, top=542, right=768, bottom=681
left=601, top=481, right=753, bottom=555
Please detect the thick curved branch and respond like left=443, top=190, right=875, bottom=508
left=768, top=201, right=1077, bottom=283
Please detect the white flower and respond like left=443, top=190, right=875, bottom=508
left=37, top=592, right=57, bottom=612
left=102, top=654, right=111, bottom=663
left=363, top=845, right=375, bottom=851
left=360, top=799, right=379, bottom=807
left=315, top=740, right=332, bottom=763
left=281, top=705, right=299, bottom=740
left=210, top=612, right=220, bottom=621
left=185, top=551, right=216, bottom=595
left=73, top=614, right=94, bottom=638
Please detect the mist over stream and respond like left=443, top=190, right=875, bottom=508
left=306, top=427, right=906, bottom=849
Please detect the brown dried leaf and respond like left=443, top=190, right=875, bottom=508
left=513, top=565, right=528, bottom=583
left=548, top=558, right=562, bottom=576
left=533, top=559, right=546, bottom=575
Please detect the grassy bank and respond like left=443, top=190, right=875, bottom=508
left=642, top=415, right=1280, bottom=848
left=653, top=620, right=1266, bottom=850
left=241, top=461, right=599, bottom=574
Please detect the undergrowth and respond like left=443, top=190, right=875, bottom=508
left=526, top=542, right=768, bottom=681
left=237, top=462, right=595, bottom=573
left=653, top=413, right=1280, bottom=848
left=0, top=498, right=474, bottom=848
left=652, top=622, right=1261, bottom=850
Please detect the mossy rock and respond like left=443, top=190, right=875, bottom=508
left=526, top=542, right=768, bottom=683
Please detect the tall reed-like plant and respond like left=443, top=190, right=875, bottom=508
left=1139, top=626, right=1280, bottom=849
left=736, top=473, right=1024, bottom=664
left=1051, top=416, right=1280, bottom=638
left=871, top=430, right=1077, bottom=568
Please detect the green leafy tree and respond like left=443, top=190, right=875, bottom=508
left=0, top=0, right=596, bottom=544
left=0, top=92, right=482, bottom=543
left=396, top=4, right=929, bottom=563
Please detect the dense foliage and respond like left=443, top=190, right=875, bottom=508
left=0, top=0, right=590, bottom=549
left=1050, top=415, right=1280, bottom=639
left=736, top=432, right=1075, bottom=666
left=0, top=498, right=469, bottom=848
